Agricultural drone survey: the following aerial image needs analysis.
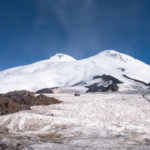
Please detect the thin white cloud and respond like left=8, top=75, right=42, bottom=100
left=33, top=0, right=100, bottom=56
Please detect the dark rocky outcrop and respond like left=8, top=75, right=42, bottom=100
left=117, top=68, right=125, bottom=72
left=93, top=75, right=123, bottom=84
left=123, top=74, right=150, bottom=86
left=71, top=81, right=86, bottom=87
left=0, top=90, right=61, bottom=115
left=36, top=87, right=58, bottom=94
left=86, top=83, right=119, bottom=92
left=86, top=75, right=123, bottom=92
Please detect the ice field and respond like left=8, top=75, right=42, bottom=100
left=0, top=93, right=150, bottom=149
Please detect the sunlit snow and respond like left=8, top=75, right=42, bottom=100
left=0, top=50, right=150, bottom=93
left=0, top=93, right=150, bottom=149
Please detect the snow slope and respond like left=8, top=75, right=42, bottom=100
left=0, top=50, right=150, bottom=93
left=0, top=93, right=150, bottom=149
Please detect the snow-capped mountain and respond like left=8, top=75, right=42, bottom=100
left=0, top=50, right=150, bottom=93
left=49, top=53, right=76, bottom=62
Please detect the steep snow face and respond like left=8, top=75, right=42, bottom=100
left=0, top=50, right=150, bottom=93
left=88, top=50, right=150, bottom=83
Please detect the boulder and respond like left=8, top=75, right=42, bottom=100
left=0, top=90, right=61, bottom=115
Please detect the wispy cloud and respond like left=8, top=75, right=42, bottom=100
left=32, top=0, right=146, bottom=58
left=33, top=0, right=101, bottom=57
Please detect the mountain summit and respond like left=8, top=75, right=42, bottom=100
left=100, top=50, right=134, bottom=62
left=92, top=50, right=136, bottom=63
left=49, top=53, right=76, bottom=62
left=0, top=50, right=150, bottom=93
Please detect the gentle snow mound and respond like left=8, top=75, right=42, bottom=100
left=49, top=53, right=76, bottom=62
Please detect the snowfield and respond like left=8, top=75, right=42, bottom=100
left=0, top=93, right=150, bottom=149
left=0, top=50, right=150, bottom=93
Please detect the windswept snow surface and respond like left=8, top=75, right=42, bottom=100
left=49, top=53, right=76, bottom=62
left=0, top=93, right=150, bottom=149
left=0, top=50, right=150, bottom=93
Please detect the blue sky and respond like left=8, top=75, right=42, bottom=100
left=0, top=0, right=150, bottom=70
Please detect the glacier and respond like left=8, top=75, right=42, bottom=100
left=0, top=93, right=150, bottom=149
left=0, top=50, right=150, bottom=93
